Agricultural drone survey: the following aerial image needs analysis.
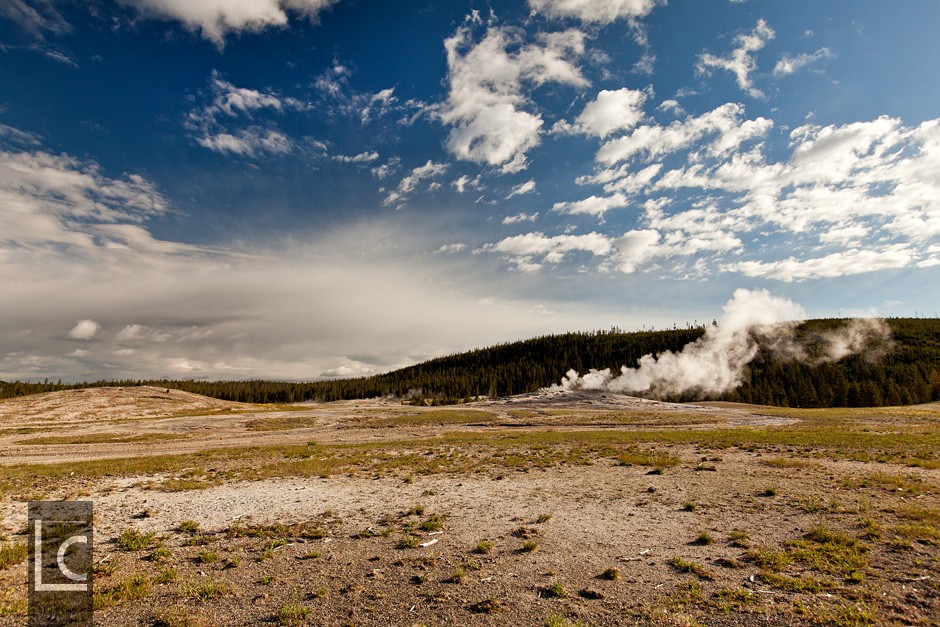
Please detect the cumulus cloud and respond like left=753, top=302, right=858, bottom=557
left=439, top=20, right=589, bottom=173
left=596, top=102, right=772, bottom=165
left=485, top=94, right=940, bottom=279
left=383, top=160, right=448, bottom=207
left=697, top=19, right=774, bottom=98
left=119, top=0, right=338, bottom=49
left=478, top=231, right=613, bottom=270
left=728, top=247, right=915, bottom=282
left=68, top=320, right=101, bottom=341
left=774, top=47, right=834, bottom=77
left=553, top=88, right=648, bottom=138
left=551, top=193, right=629, bottom=218
left=528, top=0, right=663, bottom=23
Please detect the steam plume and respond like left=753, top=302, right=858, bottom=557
left=552, top=289, right=891, bottom=399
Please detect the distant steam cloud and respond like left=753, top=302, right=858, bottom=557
left=552, top=289, right=891, bottom=399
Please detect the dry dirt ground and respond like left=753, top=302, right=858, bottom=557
left=0, top=386, right=937, bottom=626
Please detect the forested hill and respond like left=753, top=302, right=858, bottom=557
left=2, top=318, right=939, bottom=408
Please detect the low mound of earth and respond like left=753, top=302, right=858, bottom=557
left=0, top=386, right=245, bottom=424
left=0, top=388, right=936, bottom=625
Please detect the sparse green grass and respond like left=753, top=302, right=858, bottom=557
left=682, top=502, right=697, bottom=512
left=601, top=567, right=620, bottom=580
left=758, top=572, right=831, bottom=593
left=0, top=543, right=27, bottom=570
left=544, top=614, right=587, bottom=627
left=760, top=487, right=777, bottom=497
left=670, top=556, right=714, bottom=580
left=154, top=568, right=178, bottom=584
left=468, top=597, right=503, bottom=614
left=246, top=416, right=320, bottom=432
left=18, top=432, right=184, bottom=446
left=177, top=520, right=200, bottom=534
left=152, top=606, right=205, bottom=627
left=95, top=574, right=152, bottom=608
left=785, top=525, right=870, bottom=582
left=729, top=530, right=749, bottom=547
left=368, top=409, right=499, bottom=427
left=419, top=514, right=444, bottom=532
left=710, top=587, right=755, bottom=612
left=179, top=578, right=230, bottom=602
left=892, top=523, right=940, bottom=546
left=858, top=517, right=882, bottom=542
left=693, top=531, right=715, bottom=546
left=745, top=547, right=793, bottom=571
left=150, top=547, right=172, bottom=562
left=196, top=549, right=219, bottom=564
left=2, top=412, right=937, bottom=496
left=445, top=567, right=466, bottom=584
left=617, top=448, right=681, bottom=468
left=473, top=540, right=494, bottom=554
left=276, top=602, right=311, bottom=625
left=398, top=534, right=420, bottom=549
left=520, top=540, right=539, bottom=553
left=117, top=528, right=157, bottom=551
left=541, top=582, right=568, bottom=598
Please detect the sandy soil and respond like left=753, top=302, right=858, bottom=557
left=0, top=388, right=937, bottom=626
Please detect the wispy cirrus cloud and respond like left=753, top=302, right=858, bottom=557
left=773, top=47, right=835, bottom=77
left=383, top=160, right=448, bottom=207
left=186, top=72, right=305, bottom=157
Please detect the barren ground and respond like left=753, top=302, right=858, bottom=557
left=0, top=386, right=937, bottom=626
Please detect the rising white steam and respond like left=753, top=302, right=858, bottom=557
left=551, top=289, right=891, bottom=399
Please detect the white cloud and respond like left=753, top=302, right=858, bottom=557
left=596, top=102, right=772, bottom=165
left=0, top=145, right=180, bottom=257
left=384, top=160, right=448, bottom=207
left=551, top=193, right=629, bottom=218
left=774, top=47, right=834, bottom=77
left=439, top=21, right=589, bottom=173
left=68, top=319, right=100, bottom=341
left=528, top=0, right=663, bottom=24
left=697, top=19, right=774, bottom=98
left=613, top=229, right=660, bottom=272
left=631, top=52, right=655, bottom=75
left=187, top=73, right=303, bottom=157
left=729, top=247, right=915, bottom=281
left=196, top=127, right=292, bottom=156
left=0, top=0, right=70, bottom=37
left=553, top=88, right=648, bottom=138
left=452, top=174, right=484, bottom=193
left=333, top=151, right=379, bottom=163
left=502, top=212, right=539, bottom=225
left=506, top=179, right=536, bottom=198
left=371, top=157, right=400, bottom=180
left=434, top=243, right=467, bottom=254
left=119, top=0, right=338, bottom=49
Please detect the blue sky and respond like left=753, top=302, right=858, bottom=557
left=1, top=0, right=939, bottom=381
